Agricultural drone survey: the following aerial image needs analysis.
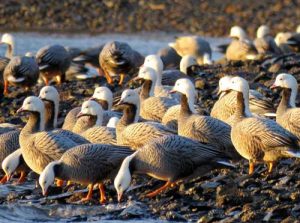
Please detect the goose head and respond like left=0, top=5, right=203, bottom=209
left=106, top=117, right=119, bottom=128
left=180, top=55, right=197, bottom=74
left=2, top=149, right=22, bottom=181
left=1, top=33, right=14, bottom=48
left=257, top=25, right=270, bottom=38
left=217, top=76, right=233, bottom=97
left=114, top=152, right=138, bottom=202
left=274, top=32, right=292, bottom=46
left=271, top=73, right=298, bottom=107
left=39, top=161, right=59, bottom=196
left=143, top=55, right=163, bottom=85
left=117, top=89, right=140, bottom=123
left=90, top=86, right=113, bottom=110
left=230, top=26, right=247, bottom=40
left=136, top=66, right=157, bottom=97
left=171, top=78, right=197, bottom=113
left=297, top=25, right=300, bottom=33
left=39, top=86, right=59, bottom=128
left=77, top=100, right=103, bottom=126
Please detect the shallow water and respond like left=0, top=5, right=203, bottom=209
left=0, top=32, right=228, bottom=222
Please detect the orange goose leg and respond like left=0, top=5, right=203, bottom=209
left=146, top=181, right=172, bottom=198
left=267, top=161, right=275, bottom=173
left=118, top=74, right=125, bottom=85
left=56, top=179, right=64, bottom=187
left=81, top=184, right=94, bottom=202
left=16, top=171, right=27, bottom=184
left=249, top=161, right=255, bottom=175
left=99, top=183, right=107, bottom=204
left=0, top=175, right=8, bottom=184
left=104, top=70, right=113, bottom=85
left=3, top=80, right=9, bottom=95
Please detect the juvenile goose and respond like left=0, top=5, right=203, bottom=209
left=254, top=25, right=281, bottom=55
left=0, top=33, right=14, bottom=58
left=73, top=100, right=116, bottom=144
left=2, top=148, right=30, bottom=184
left=271, top=73, right=300, bottom=139
left=114, top=135, right=234, bottom=201
left=39, top=144, right=132, bottom=203
left=18, top=96, right=88, bottom=174
left=225, top=76, right=300, bottom=174
left=3, top=56, right=39, bottom=95
left=211, top=76, right=275, bottom=123
left=36, top=44, right=71, bottom=85
left=171, top=78, right=240, bottom=161
left=116, top=89, right=174, bottom=149
left=136, top=66, right=178, bottom=122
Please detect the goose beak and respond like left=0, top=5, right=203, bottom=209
left=169, top=89, right=176, bottom=94
left=17, top=107, right=24, bottom=113
left=270, top=84, right=277, bottom=89
left=6, top=174, right=11, bottom=181
left=76, top=112, right=84, bottom=118
left=132, top=76, right=142, bottom=82
left=117, top=192, right=123, bottom=202
left=217, top=88, right=223, bottom=96
left=89, top=97, right=95, bottom=101
left=42, top=189, right=48, bottom=196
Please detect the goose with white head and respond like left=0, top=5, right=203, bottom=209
left=73, top=100, right=116, bottom=144
left=135, top=66, right=178, bottom=122
left=116, top=89, right=174, bottom=149
left=18, top=96, right=88, bottom=175
left=271, top=73, right=300, bottom=138
left=211, top=76, right=275, bottom=123
left=171, top=78, right=241, bottom=161
left=226, top=76, right=300, bottom=174
left=254, top=25, right=281, bottom=55
left=114, top=135, right=234, bottom=201
left=39, top=143, right=132, bottom=203
left=0, top=33, right=14, bottom=58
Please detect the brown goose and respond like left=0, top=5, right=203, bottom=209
left=18, top=96, right=88, bottom=175
left=135, top=66, right=178, bottom=122
left=36, top=45, right=71, bottom=85
left=225, top=76, right=300, bottom=174
left=114, top=135, right=234, bottom=201
left=171, top=78, right=240, bottom=161
left=73, top=100, right=116, bottom=144
left=39, top=144, right=132, bottom=203
left=99, top=41, right=144, bottom=85
left=0, top=33, right=14, bottom=58
left=116, top=89, right=175, bottom=149
left=3, top=56, right=39, bottom=95
left=271, top=73, right=300, bottom=139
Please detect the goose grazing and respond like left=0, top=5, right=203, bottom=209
left=254, top=25, right=281, bottom=55
left=18, top=96, right=88, bottom=174
left=39, top=144, right=132, bottom=203
left=225, top=76, right=300, bottom=174
left=135, top=66, right=178, bottom=122
left=3, top=56, right=39, bottom=95
left=168, top=36, right=212, bottom=65
left=271, top=73, right=300, bottom=139
left=211, top=76, right=275, bottom=123
left=114, top=135, right=234, bottom=201
left=2, top=149, right=30, bottom=184
left=0, top=33, right=14, bottom=58
left=116, top=89, right=174, bottom=149
left=171, top=78, right=240, bottom=161
left=73, top=100, right=116, bottom=144
left=226, top=26, right=258, bottom=61
left=36, top=44, right=71, bottom=85
left=99, top=41, right=144, bottom=85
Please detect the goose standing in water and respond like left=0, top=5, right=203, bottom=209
left=99, top=41, right=144, bottom=85
left=116, top=89, right=174, bottom=149
left=36, top=45, right=71, bottom=85
left=0, top=33, right=15, bottom=58
left=135, top=66, right=178, bottom=122
left=271, top=73, right=300, bottom=138
left=72, top=100, right=116, bottom=144
left=18, top=96, right=88, bottom=175
left=225, top=76, right=300, bottom=174
left=114, top=135, right=234, bottom=201
left=3, top=56, right=39, bottom=95
left=254, top=25, right=281, bottom=55
left=39, top=144, right=132, bottom=203
left=171, top=78, right=240, bottom=161
left=211, top=76, right=275, bottom=123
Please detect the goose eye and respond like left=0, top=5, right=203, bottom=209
left=279, top=78, right=283, bottom=81
left=45, top=91, right=48, bottom=94
left=28, top=102, right=31, bottom=105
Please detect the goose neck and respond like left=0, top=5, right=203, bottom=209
left=5, top=44, right=13, bottom=58
left=180, top=93, right=196, bottom=116
left=235, top=91, right=251, bottom=118
left=119, top=103, right=139, bottom=127
left=277, top=88, right=294, bottom=116
left=96, top=99, right=109, bottom=110
left=22, top=111, right=45, bottom=135
left=140, top=79, right=154, bottom=101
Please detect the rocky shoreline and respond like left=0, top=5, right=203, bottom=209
left=0, top=1, right=300, bottom=37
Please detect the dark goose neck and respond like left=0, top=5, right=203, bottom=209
left=277, top=88, right=293, bottom=116
left=140, top=80, right=153, bottom=101
left=180, top=94, right=193, bottom=116
left=119, top=104, right=138, bottom=127
left=22, top=111, right=43, bottom=135
left=44, top=101, right=55, bottom=130
left=95, top=99, right=109, bottom=110
left=234, top=91, right=247, bottom=117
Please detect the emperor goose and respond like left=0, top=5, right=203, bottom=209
left=171, top=78, right=241, bottom=161
left=0, top=33, right=15, bottom=58
left=211, top=76, right=275, bottom=123
left=73, top=100, right=116, bottom=144
left=18, top=96, right=88, bottom=174
left=39, top=144, right=132, bottom=203
left=114, top=135, right=234, bottom=201
left=271, top=73, right=300, bottom=139
left=116, top=89, right=175, bottom=149
left=225, top=76, right=300, bottom=174
left=254, top=25, right=281, bottom=55
left=135, top=66, right=178, bottom=122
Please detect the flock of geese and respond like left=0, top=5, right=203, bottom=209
left=0, top=24, right=300, bottom=204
